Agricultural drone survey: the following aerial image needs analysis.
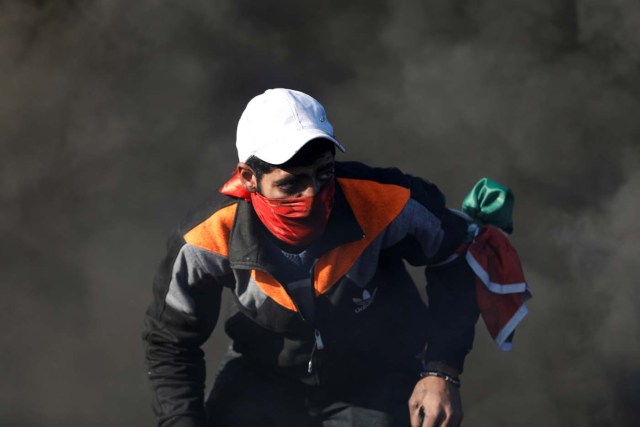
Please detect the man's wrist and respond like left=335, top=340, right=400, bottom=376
left=423, top=361, right=461, bottom=377
left=419, top=360, right=462, bottom=388
left=419, top=369, right=461, bottom=388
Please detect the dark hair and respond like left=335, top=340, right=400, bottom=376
left=246, top=138, right=336, bottom=181
left=245, top=156, right=275, bottom=180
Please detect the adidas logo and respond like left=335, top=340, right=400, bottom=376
left=352, top=288, right=377, bottom=313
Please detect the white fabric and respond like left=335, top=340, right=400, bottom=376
left=465, top=251, right=528, bottom=294
left=495, top=304, right=529, bottom=351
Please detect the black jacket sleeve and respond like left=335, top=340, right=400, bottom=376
left=143, top=233, right=224, bottom=427
left=424, top=253, right=479, bottom=373
left=405, top=175, right=480, bottom=373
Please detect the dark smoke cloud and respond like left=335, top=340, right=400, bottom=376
left=1, top=0, right=639, bottom=425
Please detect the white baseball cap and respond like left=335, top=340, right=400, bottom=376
left=236, top=88, right=345, bottom=165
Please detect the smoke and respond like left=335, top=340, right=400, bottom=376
left=1, top=0, right=638, bottom=425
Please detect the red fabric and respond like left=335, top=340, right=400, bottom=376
left=466, top=226, right=531, bottom=349
left=219, top=171, right=335, bottom=247
left=251, top=179, right=335, bottom=247
left=219, top=170, right=251, bottom=200
left=476, top=282, right=528, bottom=345
left=468, top=226, right=526, bottom=292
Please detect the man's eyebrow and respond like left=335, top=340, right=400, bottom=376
left=273, top=175, right=299, bottom=186
left=274, top=161, right=334, bottom=185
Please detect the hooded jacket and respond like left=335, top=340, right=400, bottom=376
left=143, top=161, right=479, bottom=427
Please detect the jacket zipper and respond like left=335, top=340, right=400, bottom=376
left=306, top=261, right=324, bottom=384
left=248, top=261, right=325, bottom=383
left=307, top=328, right=325, bottom=374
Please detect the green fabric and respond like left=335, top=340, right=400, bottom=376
left=461, top=177, right=514, bottom=233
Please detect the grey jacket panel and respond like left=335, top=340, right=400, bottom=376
left=166, top=243, right=230, bottom=315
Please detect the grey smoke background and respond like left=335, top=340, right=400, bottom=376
left=1, top=0, right=639, bottom=425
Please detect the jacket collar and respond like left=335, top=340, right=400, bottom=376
left=228, top=181, right=365, bottom=272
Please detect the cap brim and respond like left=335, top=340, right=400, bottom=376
left=252, top=129, right=345, bottom=165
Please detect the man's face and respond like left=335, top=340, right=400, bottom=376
left=239, top=151, right=335, bottom=199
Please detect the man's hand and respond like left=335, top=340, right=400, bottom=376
left=408, top=376, right=462, bottom=427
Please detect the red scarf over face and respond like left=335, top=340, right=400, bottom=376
left=250, top=179, right=335, bottom=247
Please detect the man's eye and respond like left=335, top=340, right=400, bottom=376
left=278, top=183, right=296, bottom=193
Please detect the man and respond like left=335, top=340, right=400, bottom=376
left=144, top=88, right=480, bottom=427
